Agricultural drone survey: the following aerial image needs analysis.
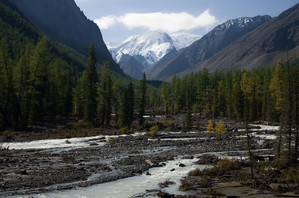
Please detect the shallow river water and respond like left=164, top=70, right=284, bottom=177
left=4, top=124, right=279, bottom=198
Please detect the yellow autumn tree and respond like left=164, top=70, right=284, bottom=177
left=207, top=120, right=214, bottom=133
left=215, top=120, right=227, bottom=134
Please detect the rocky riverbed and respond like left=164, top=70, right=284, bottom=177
left=0, top=121, right=279, bottom=197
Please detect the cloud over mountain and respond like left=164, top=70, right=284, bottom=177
left=94, top=10, right=217, bottom=33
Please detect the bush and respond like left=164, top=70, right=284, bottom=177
left=217, top=157, right=241, bottom=172
left=284, top=167, right=299, bottom=183
left=198, top=157, right=241, bottom=177
left=2, top=130, right=14, bottom=139
left=163, top=119, right=173, bottom=130
left=108, top=137, right=116, bottom=144
left=188, top=168, right=200, bottom=176
left=203, top=188, right=225, bottom=196
left=158, top=179, right=175, bottom=188
left=149, top=125, right=158, bottom=137
left=120, top=126, right=128, bottom=134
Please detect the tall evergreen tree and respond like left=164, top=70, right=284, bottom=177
left=28, top=37, right=50, bottom=124
left=262, top=68, right=273, bottom=122
left=98, top=62, right=112, bottom=127
left=0, top=38, right=16, bottom=129
left=270, top=61, right=286, bottom=158
left=120, top=82, right=135, bottom=127
left=232, top=73, right=244, bottom=120
left=138, top=73, right=147, bottom=125
left=83, top=43, right=98, bottom=123
left=127, top=81, right=135, bottom=126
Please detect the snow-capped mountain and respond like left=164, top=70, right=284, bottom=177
left=170, top=33, right=201, bottom=50
left=109, top=32, right=175, bottom=66
left=108, top=31, right=201, bottom=67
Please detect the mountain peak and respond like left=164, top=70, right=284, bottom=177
left=109, top=31, right=175, bottom=66
left=214, top=15, right=272, bottom=33
left=109, top=31, right=201, bottom=66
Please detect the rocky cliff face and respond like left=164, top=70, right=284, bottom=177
left=13, top=0, right=121, bottom=72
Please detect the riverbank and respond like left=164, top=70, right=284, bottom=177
left=0, top=116, right=293, bottom=197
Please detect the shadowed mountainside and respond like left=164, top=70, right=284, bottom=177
left=13, top=0, right=122, bottom=73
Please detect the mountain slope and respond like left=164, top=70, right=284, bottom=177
left=145, top=48, right=178, bottom=78
left=170, top=33, right=201, bottom=50
left=177, top=4, right=299, bottom=76
left=149, top=15, right=272, bottom=80
left=0, top=0, right=85, bottom=76
left=12, top=0, right=122, bottom=73
left=118, top=55, right=144, bottom=80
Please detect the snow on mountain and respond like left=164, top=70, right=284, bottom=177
left=170, top=32, right=201, bottom=50
left=109, top=32, right=174, bottom=66
left=108, top=32, right=201, bottom=67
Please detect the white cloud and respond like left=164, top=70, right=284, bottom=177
left=94, top=15, right=118, bottom=29
left=94, top=10, right=218, bottom=33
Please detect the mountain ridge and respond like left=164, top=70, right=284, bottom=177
left=148, top=15, right=273, bottom=80
left=178, top=4, right=299, bottom=77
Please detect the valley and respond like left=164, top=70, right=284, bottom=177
left=0, top=0, right=298, bottom=197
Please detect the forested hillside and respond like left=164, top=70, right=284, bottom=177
left=0, top=0, right=149, bottom=131
left=0, top=0, right=87, bottom=129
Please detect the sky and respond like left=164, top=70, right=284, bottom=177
left=74, top=0, right=298, bottom=44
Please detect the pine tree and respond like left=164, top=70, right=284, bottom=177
left=170, top=74, right=180, bottom=115
left=241, top=72, right=255, bottom=178
left=217, top=80, right=226, bottom=117
left=0, top=39, right=15, bottom=129
left=232, top=81, right=243, bottom=120
left=83, top=43, right=98, bottom=123
left=262, top=68, right=273, bottom=122
left=161, top=82, right=170, bottom=114
left=184, top=101, right=191, bottom=129
left=98, top=62, right=112, bottom=127
left=28, top=37, right=50, bottom=124
left=270, top=61, right=286, bottom=158
left=120, top=82, right=135, bottom=127
left=138, top=72, right=147, bottom=125
left=127, top=81, right=135, bottom=126
left=63, top=72, right=73, bottom=116
left=14, top=46, right=31, bottom=127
